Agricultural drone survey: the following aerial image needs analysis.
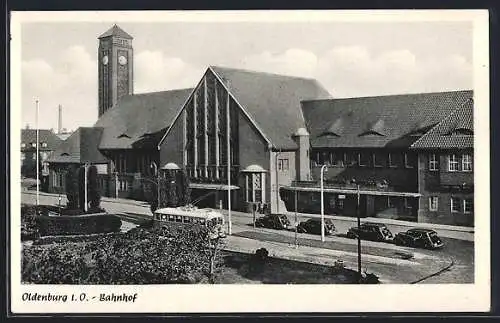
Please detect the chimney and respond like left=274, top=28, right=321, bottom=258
left=58, top=104, right=62, bottom=134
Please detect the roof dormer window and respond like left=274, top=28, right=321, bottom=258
left=31, top=142, right=36, bottom=148
left=359, top=119, right=385, bottom=137
left=41, top=142, right=48, bottom=148
left=321, top=118, right=343, bottom=137
left=21, top=143, right=26, bottom=148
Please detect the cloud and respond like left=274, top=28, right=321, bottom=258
left=241, top=48, right=318, bottom=78
left=241, top=46, right=472, bottom=98
left=134, top=50, right=202, bottom=93
left=21, top=45, right=98, bottom=131
left=21, top=47, right=203, bottom=131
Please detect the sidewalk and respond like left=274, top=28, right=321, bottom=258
left=223, top=235, right=451, bottom=284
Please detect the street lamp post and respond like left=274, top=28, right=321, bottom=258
left=320, top=164, right=328, bottom=242
left=35, top=99, right=39, bottom=206
left=58, top=195, right=62, bottom=216
left=151, top=162, right=159, bottom=208
left=84, top=162, right=90, bottom=212
left=294, top=189, right=298, bottom=248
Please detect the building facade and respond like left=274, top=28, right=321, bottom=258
left=45, top=24, right=474, bottom=226
left=21, top=128, right=62, bottom=191
left=279, top=91, right=474, bottom=226
left=158, top=66, right=330, bottom=213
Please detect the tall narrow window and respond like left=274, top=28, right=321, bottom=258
left=462, top=154, right=473, bottom=172
left=404, top=153, right=415, bottom=168
left=278, top=158, right=289, bottom=171
left=429, top=153, right=439, bottom=171
left=429, top=196, right=438, bottom=211
left=463, top=199, right=473, bottom=214
left=373, top=152, right=383, bottom=167
left=358, top=152, right=368, bottom=167
left=448, top=154, right=459, bottom=171
left=388, top=152, right=397, bottom=168
left=451, top=197, right=461, bottom=213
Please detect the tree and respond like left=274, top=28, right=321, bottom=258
left=65, top=165, right=80, bottom=209
left=87, top=165, right=101, bottom=209
left=78, top=166, right=86, bottom=211
left=177, top=169, right=191, bottom=206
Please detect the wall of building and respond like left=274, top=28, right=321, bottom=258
left=310, top=149, right=418, bottom=192
left=237, top=110, right=271, bottom=211
left=417, top=151, right=474, bottom=226
left=270, top=150, right=296, bottom=214
left=159, top=112, right=184, bottom=167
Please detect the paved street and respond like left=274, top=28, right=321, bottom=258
left=21, top=190, right=474, bottom=283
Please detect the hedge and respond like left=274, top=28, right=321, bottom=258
left=36, top=213, right=122, bottom=236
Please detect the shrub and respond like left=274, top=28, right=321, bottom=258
left=87, top=165, right=101, bottom=209
left=36, top=213, right=121, bottom=236
left=22, top=225, right=225, bottom=284
left=360, top=271, right=380, bottom=284
left=21, top=204, right=42, bottom=241
left=65, top=165, right=80, bottom=209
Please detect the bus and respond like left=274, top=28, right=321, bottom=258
left=153, top=205, right=226, bottom=239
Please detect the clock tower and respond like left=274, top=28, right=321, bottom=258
left=98, top=24, right=134, bottom=117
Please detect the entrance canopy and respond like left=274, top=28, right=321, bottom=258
left=189, top=183, right=240, bottom=190
left=281, top=185, right=421, bottom=198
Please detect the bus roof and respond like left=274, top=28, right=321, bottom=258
left=155, top=206, right=223, bottom=220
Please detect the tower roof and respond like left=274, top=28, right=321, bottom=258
left=98, top=24, right=133, bottom=39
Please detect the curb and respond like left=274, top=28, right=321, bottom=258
left=284, top=211, right=474, bottom=234
left=23, top=190, right=474, bottom=234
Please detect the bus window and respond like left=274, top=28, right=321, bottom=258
left=176, top=216, right=182, bottom=223
left=161, top=215, right=167, bottom=221
left=168, top=215, right=175, bottom=222
left=183, top=216, right=192, bottom=224
left=199, top=218, right=206, bottom=225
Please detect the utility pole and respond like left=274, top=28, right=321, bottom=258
left=226, top=92, right=232, bottom=235
left=357, top=183, right=362, bottom=281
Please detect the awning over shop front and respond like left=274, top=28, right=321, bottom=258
left=281, top=185, right=421, bottom=198
left=189, top=183, right=240, bottom=190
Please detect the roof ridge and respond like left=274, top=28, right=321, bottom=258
left=132, top=88, right=195, bottom=96
left=410, top=97, right=473, bottom=149
left=302, top=89, right=473, bottom=105
left=209, top=65, right=320, bottom=82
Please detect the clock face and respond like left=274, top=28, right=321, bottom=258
left=118, top=55, right=127, bottom=65
left=102, top=55, right=109, bottom=65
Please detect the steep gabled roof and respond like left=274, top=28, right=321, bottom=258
left=98, top=24, right=133, bottom=39
left=210, top=66, right=332, bottom=149
left=302, top=90, right=473, bottom=149
left=95, top=88, right=193, bottom=150
left=411, top=98, right=474, bottom=149
left=47, top=127, right=107, bottom=164
left=21, top=129, right=62, bottom=151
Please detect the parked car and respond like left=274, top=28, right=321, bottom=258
left=297, top=218, right=336, bottom=235
left=394, top=228, right=444, bottom=249
left=346, top=222, right=394, bottom=242
left=254, top=214, right=291, bottom=230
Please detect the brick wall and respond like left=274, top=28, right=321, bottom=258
left=418, top=151, right=474, bottom=226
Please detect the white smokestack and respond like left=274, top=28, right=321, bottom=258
left=58, top=104, right=62, bottom=134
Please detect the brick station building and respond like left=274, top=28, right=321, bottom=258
left=46, top=24, right=474, bottom=226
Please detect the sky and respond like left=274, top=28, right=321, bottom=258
left=17, top=15, right=474, bottom=132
